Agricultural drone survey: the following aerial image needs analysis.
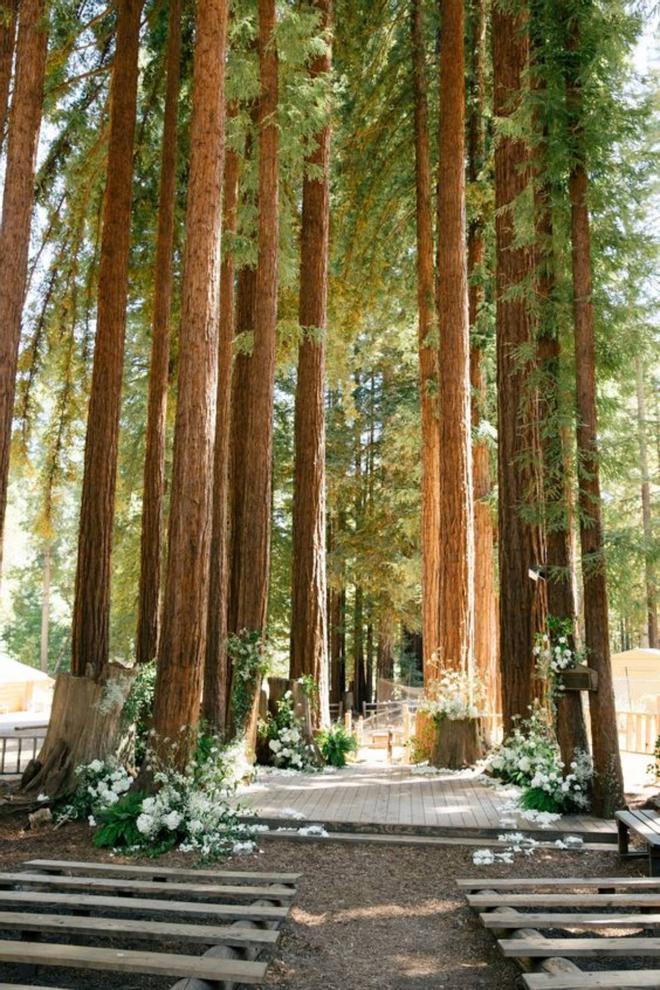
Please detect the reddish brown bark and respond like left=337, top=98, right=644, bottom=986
left=0, top=0, right=18, bottom=149
left=564, top=15, right=624, bottom=813
left=327, top=511, right=346, bottom=705
left=203, top=110, right=240, bottom=732
left=467, top=0, right=498, bottom=714
left=0, top=0, right=47, bottom=578
left=227, top=264, right=256, bottom=641
left=231, top=0, right=278, bottom=636
left=71, top=0, right=142, bottom=678
left=492, top=2, right=547, bottom=731
left=136, top=0, right=182, bottom=666
left=436, top=0, right=474, bottom=673
left=290, top=0, right=332, bottom=726
left=151, top=0, right=229, bottom=762
left=411, top=0, right=441, bottom=681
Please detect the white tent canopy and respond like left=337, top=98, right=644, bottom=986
left=0, top=653, right=53, bottom=715
left=611, top=648, right=660, bottom=713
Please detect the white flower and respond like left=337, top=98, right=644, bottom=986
left=473, top=848, right=495, bottom=865
left=89, top=760, right=104, bottom=773
left=163, top=810, right=182, bottom=831
left=136, top=813, right=155, bottom=835
left=37, top=793, right=49, bottom=802
left=269, top=739, right=282, bottom=753
left=88, top=815, right=96, bottom=827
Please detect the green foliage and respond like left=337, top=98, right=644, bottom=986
left=317, top=721, right=358, bottom=768
left=93, top=790, right=150, bottom=852
left=228, top=630, right=271, bottom=735
left=120, top=661, right=157, bottom=763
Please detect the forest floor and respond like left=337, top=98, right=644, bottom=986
left=0, top=818, right=649, bottom=989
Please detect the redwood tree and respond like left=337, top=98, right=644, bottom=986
left=0, top=0, right=18, bottom=149
left=71, top=0, right=142, bottom=678
left=492, top=0, right=547, bottom=730
left=411, top=0, right=441, bottom=681
left=436, top=0, right=474, bottom=672
left=204, top=107, right=240, bottom=731
left=290, top=0, right=332, bottom=726
left=231, top=0, right=278, bottom=638
left=0, top=0, right=47, bottom=578
left=151, top=0, right=229, bottom=762
left=136, top=0, right=182, bottom=666
left=563, top=6, right=624, bottom=814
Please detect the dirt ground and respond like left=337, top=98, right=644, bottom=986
left=0, top=819, right=650, bottom=989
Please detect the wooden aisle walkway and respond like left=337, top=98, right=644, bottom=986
left=237, top=764, right=617, bottom=836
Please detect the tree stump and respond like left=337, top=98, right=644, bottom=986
left=429, top=716, right=484, bottom=769
left=21, top=665, right=134, bottom=800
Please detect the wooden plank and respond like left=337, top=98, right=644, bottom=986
left=0, top=871, right=294, bottom=901
left=481, top=912, right=660, bottom=930
left=458, top=878, right=660, bottom=891
left=524, top=973, right=660, bottom=989
left=0, top=940, right=267, bottom=984
left=0, top=889, right=288, bottom=922
left=0, top=986, right=72, bottom=989
left=23, top=858, right=300, bottom=884
left=617, top=812, right=660, bottom=845
left=0, top=910, right=280, bottom=947
left=468, top=893, right=660, bottom=909
left=501, top=936, right=660, bottom=957
left=631, top=811, right=660, bottom=836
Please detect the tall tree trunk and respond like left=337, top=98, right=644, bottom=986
left=231, top=0, right=278, bottom=640
left=40, top=542, right=50, bottom=673
left=437, top=0, right=474, bottom=672
left=531, top=16, right=588, bottom=763
left=136, top=0, right=182, bottom=666
left=327, top=509, right=346, bottom=706
left=467, top=0, right=498, bottom=714
left=0, top=0, right=18, bottom=150
left=71, top=0, right=142, bottom=678
left=563, top=10, right=624, bottom=815
left=151, top=0, right=229, bottom=765
left=411, top=0, right=441, bottom=681
left=353, top=584, right=365, bottom=710
left=290, top=0, right=332, bottom=727
left=203, top=108, right=240, bottom=732
left=227, top=263, right=256, bottom=641
left=0, top=0, right=47, bottom=579
left=492, top=0, right=547, bottom=731
left=636, top=357, right=657, bottom=648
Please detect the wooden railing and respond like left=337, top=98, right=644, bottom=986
left=617, top=710, right=658, bottom=755
left=0, top=730, right=47, bottom=775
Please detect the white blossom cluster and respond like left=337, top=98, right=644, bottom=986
left=421, top=670, right=481, bottom=722
left=487, top=708, right=592, bottom=812
left=533, top=632, right=577, bottom=678
left=56, top=759, right=133, bottom=824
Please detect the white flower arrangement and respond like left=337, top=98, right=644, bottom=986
left=487, top=707, right=592, bottom=813
left=421, top=669, right=483, bottom=722
left=55, top=759, right=133, bottom=824
left=260, top=692, right=316, bottom=771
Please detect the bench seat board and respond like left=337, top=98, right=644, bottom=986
left=0, top=890, right=288, bottom=921
left=481, top=912, right=660, bottom=929
left=468, top=893, right=660, bottom=908
left=458, top=878, right=659, bottom=891
left=524, top=973, right=660, bottom=989
left=618, top=811, right=660, bottom=835
left=0, top=871, right=293, bottom=901
left=500, top=936, right=660, bottom=957
left=0, top=910, right=279, bottom=946
left=616, top=813, right=660, bottom=846
left=23, top=858, right=300, bottom=885
left=0, top=940, right=267, bottom=984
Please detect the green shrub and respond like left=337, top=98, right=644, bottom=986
left=317, top=722, right=358, bottom=768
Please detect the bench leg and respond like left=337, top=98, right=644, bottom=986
left=649, top=848, right=660, bottom=877
left=617, top=819, right=630, bottom=855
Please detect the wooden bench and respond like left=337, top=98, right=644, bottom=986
left=525, top=975, right=660, bottom=988
left=23, top=857, right=300, bottom=885
left=0, top=858, right=298, bottom=989
left=616, top=809, right=660, bottom=876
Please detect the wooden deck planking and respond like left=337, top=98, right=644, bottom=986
left=236, top=765, right=616, bottom=834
